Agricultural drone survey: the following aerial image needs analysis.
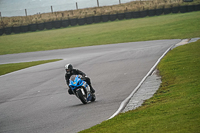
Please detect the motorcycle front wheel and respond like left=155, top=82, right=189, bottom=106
left=77, top=89, right=87, bottom=104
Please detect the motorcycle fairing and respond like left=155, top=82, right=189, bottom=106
left=69, top=75, right=88, bottom=90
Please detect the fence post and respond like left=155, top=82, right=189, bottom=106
left=97, top=0, right=99, bottom=7
left=25, top=9, right=27, bottom=16
left=119, top=0, right=121, bottom=4
left=76, top=2, right=78, bottom=10
left=51, top=6, right=53, bottom=13
left=0, top=12, right=1, bottom=20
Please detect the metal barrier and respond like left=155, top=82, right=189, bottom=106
left=0, top=4, right=200, bottom=36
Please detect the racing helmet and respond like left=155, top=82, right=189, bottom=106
left=65, top=64, right=73, bottom=73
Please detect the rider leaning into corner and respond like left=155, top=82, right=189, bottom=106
left=65, top=64, right=95, bottom=95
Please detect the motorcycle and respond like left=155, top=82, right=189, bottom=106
left=69, top=75, right=96, bottom=104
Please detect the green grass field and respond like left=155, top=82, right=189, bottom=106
left=79, top=39, right=200, bottom=133
left=0, top=11, right=200, bottom=55
left=0, top=59, right=61, bottom=76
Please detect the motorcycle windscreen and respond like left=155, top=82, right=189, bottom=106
left=70, top=75, right=76, bottom=81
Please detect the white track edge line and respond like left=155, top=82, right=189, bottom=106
left=108, top=42, right=178, bottom=120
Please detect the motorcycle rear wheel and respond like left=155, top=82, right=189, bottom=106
left=91, top=94, right=96, bottom=102
left=77, top=89, right=87, bottom=104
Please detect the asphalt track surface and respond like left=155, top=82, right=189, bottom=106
left=0, top=39, right=181, bottom=133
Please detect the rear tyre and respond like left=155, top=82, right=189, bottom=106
left=91, top=93, right=96, bottom=102
left=77, top=89, right=87, bottom=104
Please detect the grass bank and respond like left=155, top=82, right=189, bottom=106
left=1, top=0, right=199, bottom=28
left=79, top=40, right=200, bottom=132
left=0, top=11, right=200, bottom=55
left=0, top=59, right=61, bottom=76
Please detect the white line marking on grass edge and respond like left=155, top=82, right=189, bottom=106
left=108, top=39, right=188, bottom=120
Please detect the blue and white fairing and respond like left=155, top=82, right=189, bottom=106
left=69, top=75, right=88, bottom=90
left=69, top=75, right=93, bottom=101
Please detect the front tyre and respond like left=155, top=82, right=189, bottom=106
left=77, top=89, right=87, bottom=104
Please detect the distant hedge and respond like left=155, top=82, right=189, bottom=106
left=0, top=4, right=200, bottom=36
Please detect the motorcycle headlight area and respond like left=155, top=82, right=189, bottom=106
left=70, top=80, right=82, bottom=86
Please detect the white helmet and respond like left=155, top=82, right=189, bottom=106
left=65, top=64, right=73, bottom=73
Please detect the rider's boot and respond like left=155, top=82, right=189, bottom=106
left=68, top=88, right=74, bottom=95
left=89, top=85, right=95, bottom=93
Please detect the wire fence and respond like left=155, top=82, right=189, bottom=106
left=0, top=0, right=133, bottom=17
left=0, top=4, right=199, bottom=36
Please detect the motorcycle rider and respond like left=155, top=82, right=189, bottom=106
left=65, top=64, right=95, bottom=95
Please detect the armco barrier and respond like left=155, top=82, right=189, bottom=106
left=78, top=18, right=86, bottom=25
left=13, top=26, right=21, bottom=34
left=20, top=25, right=28, bottom=33
left=45, top=22, right=53, bottom=30
left=29, top=24, right=37, bottom=32
left=140, top=10, right=147, bottom=17
left=188, top=5, right=194, bottom=12
left=172, top=6, right=179, bottom=13
left=0, top=28, right=4, bottom=35
left=94, top=16, right=101, bottom=23
left=118, top=13, right=125, bottom=20
left=148, top=9, right=156, bottom=16
left=54, top=20, right=61, bottom=28
left=37, top=23, right=45, bottom=30
left=156, top=8, right=164, bottom=16
left=61, top=20, right=69, bottom=27
left=86, top=16, right=94, bottom=24
left=132, top=11, right=140, bottom=18
left=102, top=15, right=109, bottom=22
left=0, top=4, right=199, bottom=36
left=4, top=27, right=12, bottom=35
left=70, top=18, right=78, bottom=26
left=125, top=12, right=132, bottom=19
left=180, top=5, right=188, bottom=13
left=164, top=7, right=172, bottom=14
left=110, top=14, right=117, bottom=21
left=195, top=4, right=200, bottom=10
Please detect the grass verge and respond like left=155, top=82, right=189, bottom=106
left=79, top=40, right=200, bottom=132
left=0, top=11, right=200, bottom=55
left=0, top=59, right=61, bottom=76
left=1, top=0, right=199, bottom=27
